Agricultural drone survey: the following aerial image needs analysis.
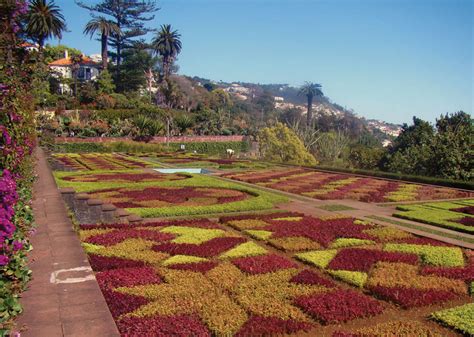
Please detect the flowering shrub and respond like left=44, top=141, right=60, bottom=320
left=0, top=1, right=37, bottom=331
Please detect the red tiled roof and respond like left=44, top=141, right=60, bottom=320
left=49, top=56, right=100, bottom=67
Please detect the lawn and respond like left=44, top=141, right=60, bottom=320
left=394, top=199, right=474, bottom=234
left=222, top=168, right=473, bottom=203
left=54, top=169, right=287, bottom=217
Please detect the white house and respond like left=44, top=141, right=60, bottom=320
left=48, top=50, right=101, bottom=94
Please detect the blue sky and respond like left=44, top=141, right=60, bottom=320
left=55, top=0, right=472, bottom=124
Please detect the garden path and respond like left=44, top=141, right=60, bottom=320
left=16, top=148, right=119, bottom=337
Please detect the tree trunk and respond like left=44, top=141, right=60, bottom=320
left=101, top=34, right=108, bottom=70
left=306, top=95, right=313, bottom=126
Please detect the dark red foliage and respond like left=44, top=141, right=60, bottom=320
left=153, top=237, right=246, bottom=258
left=369, top=286, right=459, bottom=308
left=80, top=218, right=221, bottom=230
left=395, top=237, right=453, bottom=247
left=96, top=267, right=162, bottom=289
left=86, top=229, right=175, bottom=246
left=63, top=172, right=173, bottom=182
left=457, top=217, right=474, bottom=227
left=295, top=290, right=384, bottom=324
left=166, top=261, right=218, bottom=273
left=235, top=316, right=313, bottom=337
left=265, top=216, right=374, bottom=247
left=88, top=254, right=145, bottom=271
left=452, top=206, right=474, bottom=215
left=99, top=288, right=149, bottom=319
left=117, top=314, right=211, bottom=337
left=231, top=254, right=297, bottom=274
left=421, top=263, right=474, bottom=281
left=327, top=248, right=419, bottom=272
left=290, top=270, right=337, bottom=288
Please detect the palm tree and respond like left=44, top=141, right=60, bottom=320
left=152, top=24, right=182, bottom=80
left=298, top=82, right=323, bottom=126
left=26, top=0, right=66, bottom=51
left=70, top=54, right=83, bottom=97
left=83, top=17, right=120, bottom=70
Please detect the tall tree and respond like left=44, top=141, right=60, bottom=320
left=75, top=0, right=159, bottom=74
left=26, top=0, right=66, bottom=50
left=152, top=24, right=182, bottom=80
left=83, top=17, right=120, bottom=69
left=70, top=54, right=83, bottom=97
left=298, top=82, right=323, bottom=126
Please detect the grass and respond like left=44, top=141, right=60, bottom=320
left=366, top=215, right=474, bottom=245
left=318, top=204, right=356, bottom=212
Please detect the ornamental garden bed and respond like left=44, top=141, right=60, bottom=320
left=222, top=168, right=473, bottom=203
left=52, top=153, right=159, bottom=171
left=54, top=170, right=287, bottom=217
left=394, top=199, right=474, bottom=234
left=219, top=212, right=474, bottom=310
left=78, top=215, right=470, bottom=336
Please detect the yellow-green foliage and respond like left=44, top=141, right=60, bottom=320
left=227, top=219, right=269, bottom=230
left=244, top=230, right=272, bottom=240
left=269, top=237, right=321, bottom=252
left=384, top=243, right=465, bottom=267
left=82, top=242, right=104, bottom=254
left=327, top=270, right=368, bottom=288
left=273, top=216, right=303, bottom=221
left=162, top=255, right=208, bottom=266
left=363, top=227, right=412, bottom=241
left=160, top=226, right=225, bottom=244
left=295, top=249, right=338, bottom=268
left=329, top=238, right=375, bottom=249
left=219, top=242, right=267, bottom=259
left=258, top=122, right=317, bottom=165
left=431, top=303, right=474, bottom=336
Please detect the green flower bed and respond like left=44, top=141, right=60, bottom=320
left=394, top=200, right=474, bottom=234
left=431, top=303, right=474, bottom=335
left=384, top=243, right=465, bottom=267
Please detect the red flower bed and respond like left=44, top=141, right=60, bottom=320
left=87, top=254, right=146, bottom=271
left=117, top=315, right=211, bottom=337
left=100, top=288, right=149, bottom=319
left=327, top=248, right=419, bottom=272
left=166, top=261, right=218, bottom=273
left=457, top=217, right=474, bottom=227
left=295, top=290, right=384, bottom=324
left=80, top=219, right=221, bottom=231
left=235, top=316, right=313, bottom=336
left=153, top=237, right=246, bottom=257
left=265, top=217, right=374, bottom=247
left=232, top=254, right=297, bottom=274
left=63, top=172, right=187, bottom=183
left=359, top=182, right=400, bottom=203
left=290, top=270, right=337, bottom=288
left=452, top=206, right=474, bottom=215
left=368, top=286, right=459, bottom=308
left=96, top=267, right=162, bottom=289
left=86, top=229, right=175, bottom=246
left=421, top=263, right=474, bottom=281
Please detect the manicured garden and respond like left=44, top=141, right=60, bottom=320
left=222, top=168, right=473, bottom=203
left=54, top=169, right=287, bottom=217
left=51, top=153, right=160, bottom=171
left=395, top=199, right=474, bottom=234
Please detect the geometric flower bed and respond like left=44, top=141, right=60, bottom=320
left=394, top=199, right=474, bottom=234
left=431, top=303, right=474, bottom=336
left=333, top=320, right=446, bottom=337
left=222, top=168, right=473, bottom=202
left=54, top=170, right=287, bottom=217
left=219, top=212, right=473, bottom=309
left=52, top=153, right=156, bottom=171
left=79, top=218, right=386, bottom=336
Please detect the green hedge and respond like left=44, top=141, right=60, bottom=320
left=50, top=141, right=249, bottom=156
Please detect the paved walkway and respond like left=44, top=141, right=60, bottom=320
left=16, top=148, right=119, bottom=337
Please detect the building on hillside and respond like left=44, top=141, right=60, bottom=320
left=224, top=83, right=250, bottom=95
left=274, top=96, right=284, bottom=102
left=48, top=50, right=101, bottom=94
left=20, top=42, right=39, bottom=52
